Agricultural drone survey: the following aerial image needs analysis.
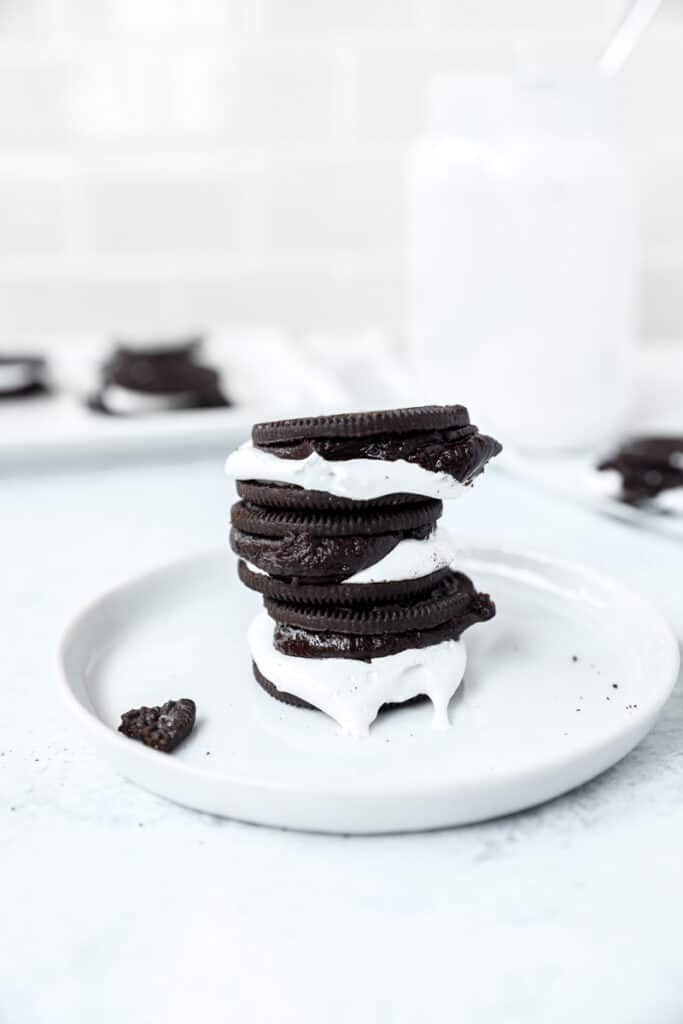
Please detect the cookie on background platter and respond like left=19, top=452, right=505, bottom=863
left=89, top=335, right=230, bottom=415
left=598, top=436, right=683, bottom=505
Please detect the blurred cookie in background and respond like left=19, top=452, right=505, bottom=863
left=88, top=335, right=231, bottom=416
left=0, top=355, right=50, bottom=400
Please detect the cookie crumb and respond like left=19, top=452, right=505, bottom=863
left=119, top=698, right=196, bottom=753
left=571, top=655, right=579, bottom=663
left=612, top=683, right=619, bottom=689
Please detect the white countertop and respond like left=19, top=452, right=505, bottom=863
left=4, top=449, right=683, bottom=1023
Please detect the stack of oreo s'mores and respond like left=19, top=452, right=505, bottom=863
left=225, top=405, right=502, bottom=736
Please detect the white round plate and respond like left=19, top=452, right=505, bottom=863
left=59, top=546, right=679, bottom=834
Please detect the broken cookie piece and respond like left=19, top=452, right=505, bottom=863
left=119, top=698, right=196, bottom=752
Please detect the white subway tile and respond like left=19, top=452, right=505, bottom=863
left=641, top=263, right=683, bottom=340
left=169, top=52, right=234, bottom=140
left=106, top=0, right=242, bottom=37
left=435, top=0, right=613, bottom=32
left=0, top=276, right=171, bottom=334
left=0, top=0, right=47, bottom=37
left=259, top=159, right=404, bottom=257
left=263, top=0, right=413, bottom=34
left=0, top=179, right=68, bottom=253
left=231, top=52, right=335, bottom=144
left=62, top=0, right=255, bottom=38
left=71, top=50, right=174, bottom=143
left=354, top=43, right=512, bottom=142
left=161, top=267, right=402, bottom=336
left=0, top=64, right=69, bottom=148
left=82, top=173, right=252, bottom=253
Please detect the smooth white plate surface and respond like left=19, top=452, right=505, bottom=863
left=59, top=546, right=679, bottom=834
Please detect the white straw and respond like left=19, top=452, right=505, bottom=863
left=599, top=0, right=662, bottom=76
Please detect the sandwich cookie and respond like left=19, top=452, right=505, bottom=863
left=226, top=405, right=502, bottom=503
left=248, top=570, right=494, bottom=735
left=89, top=337, right=230, bottom=415
left=230, top=497, right=442, bottom=583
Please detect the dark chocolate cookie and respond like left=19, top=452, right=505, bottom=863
left=264, top=570, right=485, bottom=635
left=598, top=436, right=683, bottom=504
left=118, top=698, right=196, bottom=752
left=236, top=480, right=423, bottom=511
left=251, top=406, right=501, bottom=487
left=231, top=498, right=441, bottom=538
left=272, top=583, right=495, bottom=661
left=230, top=522, right=434, bottom=582
left=238, top=558, right=450, bottom=604
left=252, top=405, right=470, bottom=445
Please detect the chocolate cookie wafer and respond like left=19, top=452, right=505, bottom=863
left=236, top=480, right=424, bottom=511
left=237, top=559, right=450, bottom=604
left=251, top=405, right=501, bottom=485
left=264, top=570, right=495, bottom=660
left=229, top=497, right=441, bottom=582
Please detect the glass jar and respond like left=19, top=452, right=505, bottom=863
left=410, top=72, right=638, bottom=450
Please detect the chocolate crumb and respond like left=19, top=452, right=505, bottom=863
left=571, top=655, right=578, bottom=663
left=612, top=683, right=619, bottom=689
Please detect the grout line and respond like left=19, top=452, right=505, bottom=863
left=0, top=255, right=406, bottom=279
left=0, top=143, right=411, bottom=176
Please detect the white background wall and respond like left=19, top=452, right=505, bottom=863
left=0, top=0, right=682, bottom=347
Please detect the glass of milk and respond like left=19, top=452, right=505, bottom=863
left=410, top=72, right=638, bottom=451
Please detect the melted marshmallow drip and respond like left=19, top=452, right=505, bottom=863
left=226, top=441, right=465, bottom=502
left=346, top=526, right=455, bottom=583
left=102, top=384, right=195, bottom=415
left=249, top=611, right=466, bottom=737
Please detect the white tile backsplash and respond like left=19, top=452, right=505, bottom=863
left=231, top=51, right=336, bottom=146
left=262, top=0, right=415, bottom=35
left=82, top=172, right=252, bottom=254
left=0, top=176, right=68, bottom=252
left=0, top=62, right=69, bottom=148
left=0, top=0, right=680, bottom=344
left=259, top=158, right=405, bottom=258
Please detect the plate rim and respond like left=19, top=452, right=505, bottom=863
left=56, top=542, right=681, bottom=804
